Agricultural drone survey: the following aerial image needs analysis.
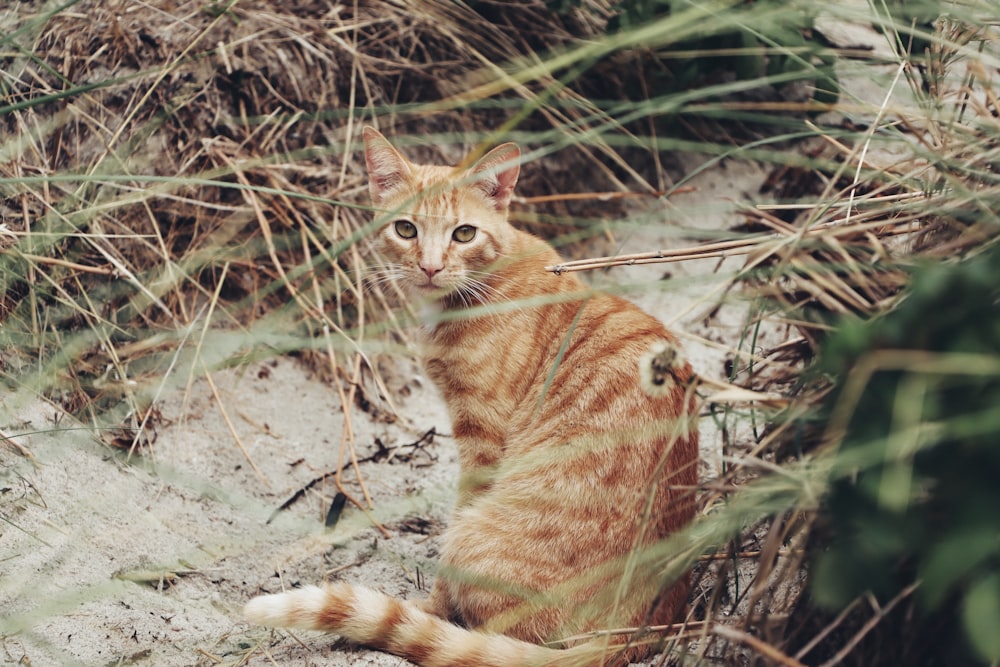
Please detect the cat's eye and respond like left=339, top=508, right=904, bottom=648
left=394, top=219, right=417, bottom=239
left=452, top=225, right=477, bottom=243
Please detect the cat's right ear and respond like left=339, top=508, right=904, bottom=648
left=363, top=126, right=411, bottom=205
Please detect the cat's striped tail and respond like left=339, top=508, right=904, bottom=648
left=244, top=583, right=613, bottom=667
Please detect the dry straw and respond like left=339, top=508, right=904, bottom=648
left=2, top=0, right=999, bottom=665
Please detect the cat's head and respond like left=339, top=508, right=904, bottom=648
left=362, top=126, right=520, bottom=304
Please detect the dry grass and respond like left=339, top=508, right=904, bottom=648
left=0, top=0, right=645, bottom=423
left=2, top=0, right=999, bottom=665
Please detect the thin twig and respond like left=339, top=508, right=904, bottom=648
left=794, top=598, right=861, bottom=662
left=203, top=370, right=271, bottom=489
left=517, top=187, right=695, bottom=205
left=844, top=61, right=908, bottom=227
left=712, top=624, right=809, bottom=667
left=555, top=620, right=710, bottom=644
left=698, top=375, right=789, bottom=409
left=698, top=548, right=802, bottom=561
left=817, top=583, right=920, bottom=667
left=17, top=254, right=116, bottom=275
left=545, top=217, right=924, bottom=274
left=0, top=430, right=36, bottom=462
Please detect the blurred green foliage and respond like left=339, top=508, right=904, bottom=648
left=614, top=0, right=821, bottom=86
left=810, top=244, right=1000, bottom=663
left=548, top=0, right=841, bottom=105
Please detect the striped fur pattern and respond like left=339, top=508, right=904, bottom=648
left=244, top=127, right=699, bottom=666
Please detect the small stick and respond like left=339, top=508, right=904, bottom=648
left=555, top=619, right=710, bottom=644
left=697, top=548, right=801, bottom=561
left=756, top=191, right=927, bottom=211
left=195, top=647, right=223, bottom=664
left=517, top=187, right=696, bottom=205
left=17, top=254, right=117, bottom=276
left=267, top=468, right=342, bottom=523
left=330, top=352, right=390, bottom=539
left=545, top=217, right=923, bottom=274
left=844, top=61, right=908, bottom=227
left=817, top=583, right=919, bottom=667
left=268, top=431, right=436, bottom=528
left=204, top=370, right=271, bottom=488
left=114, top=567, right=199, bottom=585
left=0, top=430, right=36, bottom=462
left=697, top=375, right=789, bottom=409
left=794, top=598, right=861, bottom=662
left=712, top=624, right=809, bottom=667
left=546, top=237, right=760, bottom=274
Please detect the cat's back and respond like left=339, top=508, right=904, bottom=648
left=436, top=265, right=699, bottom=645
left=426, top=229, right=695, bottom=436
left=513, top=287, right=696, bottom=465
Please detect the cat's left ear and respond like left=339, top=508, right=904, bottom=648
left=470, top=143, right=520, bottom=212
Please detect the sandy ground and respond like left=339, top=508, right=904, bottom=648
left=0, top=145, right=783, bottom=667
left=0, top=11, right=929, bottom=665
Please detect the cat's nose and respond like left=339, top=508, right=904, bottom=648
left=421, top=264, right=443, bottom=279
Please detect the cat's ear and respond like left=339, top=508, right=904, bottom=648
left=363, top=126, right=412, bottom=205
left=470, top=143, right=520, bottom=212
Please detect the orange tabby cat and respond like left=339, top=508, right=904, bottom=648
left=244, top=127, right=699, bottom=666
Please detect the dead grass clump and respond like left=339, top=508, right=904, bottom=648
left=4, top=0, right=1000, bottom=664
left=0, top=0, right=629, bottom=431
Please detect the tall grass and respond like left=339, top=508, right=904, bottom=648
left=1, top=0, right=998, bottom=664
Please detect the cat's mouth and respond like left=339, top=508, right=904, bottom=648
left=406, top=270, right=464, bottom=298
left=412, top=278, right=452, bottom=295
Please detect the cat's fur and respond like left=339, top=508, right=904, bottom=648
left=245, top=127, right=699, bottom=666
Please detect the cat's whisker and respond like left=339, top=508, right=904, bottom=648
left=365, top=263, right=405, bottom=273
left=459, top=272, right=509, bottom=305
left=456, top=289, right=474, bottom=310
left=455, top=278, right=503, bottom=307
left=362, top=266, right=409, bottom=294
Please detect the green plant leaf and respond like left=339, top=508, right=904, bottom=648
left=962, top=572, right=1000, bottom=661
left=920, top=524, right=999, bottom=609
